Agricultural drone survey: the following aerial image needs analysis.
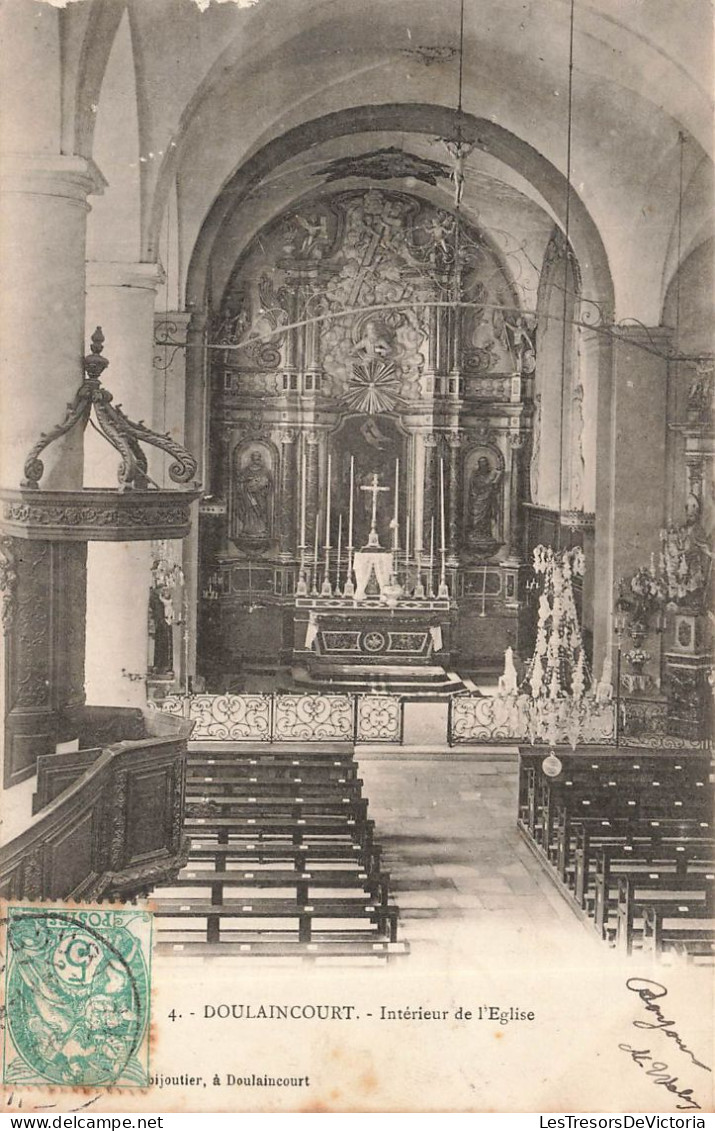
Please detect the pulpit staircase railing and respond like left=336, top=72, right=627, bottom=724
left=0, top=707, right=192, bottom=902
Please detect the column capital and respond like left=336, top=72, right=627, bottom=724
left=0, top=154, right=107, bottom=207
left=87, top=261, right=165, bottom=291
left=508, top=431, right=527, bottom=450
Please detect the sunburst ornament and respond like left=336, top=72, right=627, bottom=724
left=342, top=359, right=404, bottom=414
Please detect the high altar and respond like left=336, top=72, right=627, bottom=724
left=197, top=188, right=539, bottom=686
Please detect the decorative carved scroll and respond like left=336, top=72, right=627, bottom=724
left=22, top=328, right=198, bottom=491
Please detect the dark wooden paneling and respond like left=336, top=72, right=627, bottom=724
left=33, top=748, right=101, bottom=812
left=49, top=810, right=96, bottom=898
left=128, top=767, right=170, bottom=858
left=0, top=707, right=192, bottom=901
left=4, top=540, right=87, bottom=787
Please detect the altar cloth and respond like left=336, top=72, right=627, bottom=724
left=353, top=549, right=394, bottom=601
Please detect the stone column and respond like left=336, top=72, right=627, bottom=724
left=446, top=432, right=462, bottom=564
left=594, top=327, right=669, bottom=678
left=412, top=432, right=426, bottom=552
left=84, top=261, right=164, bottom=708
left=0, top=155, right=103, bottom=780
left=278, top=429, right=298, bottom=559
left=423, top=433, right=438, bottom=557
left=0, top=154, right=105, bottom=489
left=182, top=311, right=208, bottom=684
left=507, top=431, right=527, bottom=559
left=304, top=432, right=320, bottom=551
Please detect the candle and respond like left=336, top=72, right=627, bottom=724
left=393, top=458, right=399, bottom=550
left=348, top=456, right=354, bottom=556
left=405, top=514, right=411, bottom=575
left=336, top=514, right=342, bottom=590
left=439, top=457, right=446, bottom=552
left=300, top=449, right=307, bottom=548
left=325, top=452, right=332, bottom=548
left=429, top=515, right=435, bottom=595
left=313, top=510, right=320, bottom=584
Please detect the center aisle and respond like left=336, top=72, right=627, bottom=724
left=356, top=752, right=604, bottom=968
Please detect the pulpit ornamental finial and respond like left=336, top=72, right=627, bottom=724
left=21, top=328, right=199, bottom=491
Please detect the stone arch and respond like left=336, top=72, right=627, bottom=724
left=532, top=228, right=581, bottom=512
left=179, top=104, right=614, bottom=317
left=178, top=103, right=616, bottom=680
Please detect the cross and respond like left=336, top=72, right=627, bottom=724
left=360, top=473, right=390, bottom=548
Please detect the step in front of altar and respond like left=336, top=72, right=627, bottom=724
left=292, top=663, right=473, bottom=696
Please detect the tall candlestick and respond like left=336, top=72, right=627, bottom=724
left=312, top=510, right=320, bottom=594
left=439, top=457, right=446, bottom=552
left=325, top=452, right=332, bottom=548
left=405, top=514, right=411, bottom=577
left=393, top=458, right=399, bottom=550
left=335, top=514, right=342, bottom=591
left=345, top=456, right=355, bottom=597
left=347, top=457, right=354, bottom=558
left=299, top=449, right=307, bottom=548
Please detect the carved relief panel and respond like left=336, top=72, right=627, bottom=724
left=228, top=440, right=276, bottom=550
left=462, top=443, right=506, bottom=558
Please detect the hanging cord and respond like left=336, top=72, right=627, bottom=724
left=162, top=186, right=173, bottom=489
left=452, top=0, right=466, bottom=335
left=457, top=0, right=465, bottom=116
left=556, top=0, right=576, bottom=550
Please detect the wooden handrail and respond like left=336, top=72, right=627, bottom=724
left=0, top=706, right=193, bottom=902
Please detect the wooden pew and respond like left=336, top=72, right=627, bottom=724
left=592, top=839, right=714, bottom=935
left=642, top=905, right=715, bottom=960
left=616, top=873, right=715, bottom=953
left=186, top=839, right=383, bottom=872
left=517, top=746, right=714, bottom=959
left=571, top=819, right=713, bottom=906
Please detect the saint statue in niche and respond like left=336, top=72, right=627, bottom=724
left=149, top=586, right=173, bottom=676
left=466, top=455, right=503, bottom=551
left=232, top=449, right=274, bottom=546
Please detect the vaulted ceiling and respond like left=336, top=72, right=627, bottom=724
left=3, top=0, right=713, bottom=323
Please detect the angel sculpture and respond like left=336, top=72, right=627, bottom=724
left=295, top=212, right=329, bottom=258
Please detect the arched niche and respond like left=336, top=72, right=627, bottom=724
left=462, top=442, right=506, bottom=558
left=228, top=439, right=277, bottom=552
left=531, top=228, right=581, bottom=511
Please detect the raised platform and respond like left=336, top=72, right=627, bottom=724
left=291, top=662, right=475, bottom=697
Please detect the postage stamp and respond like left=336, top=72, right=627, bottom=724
left=2, top=904, right=152, bottom=1088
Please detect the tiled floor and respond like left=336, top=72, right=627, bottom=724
left=359, top=753, right=607, bottom=969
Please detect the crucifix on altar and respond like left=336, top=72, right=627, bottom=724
left=360, top=473, right=390, bottom=549
left=292, top=434, right=454, bottom=681
left=295, top=440, right=450, bottom=604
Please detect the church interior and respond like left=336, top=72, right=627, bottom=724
left=0, top=0, right=713, bottom=967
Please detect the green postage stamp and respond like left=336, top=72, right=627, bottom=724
left=2, top=904, right=152, bottom=1088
